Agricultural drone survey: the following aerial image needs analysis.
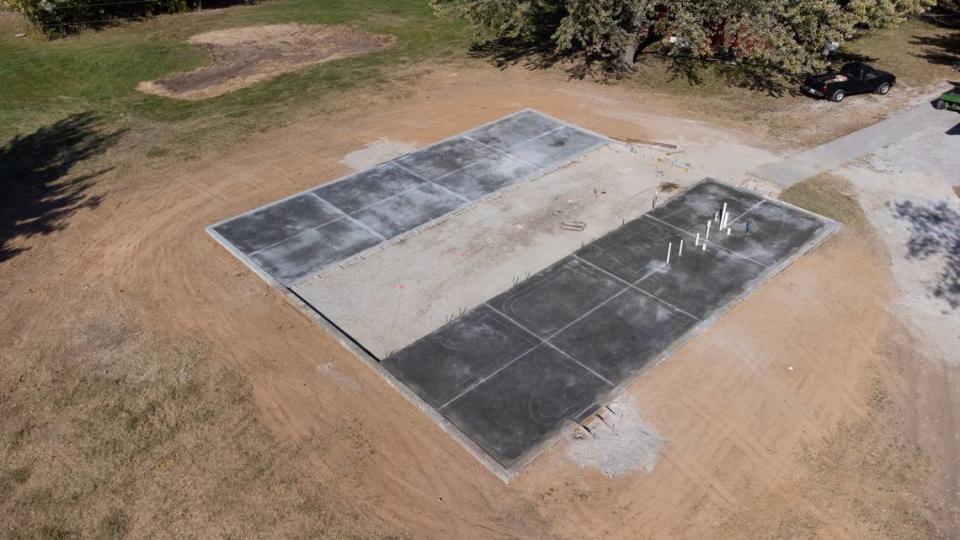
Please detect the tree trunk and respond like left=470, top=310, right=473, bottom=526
left=620, top=39, right=639, bottom=67
left=621, top=24, right=662, bottom=67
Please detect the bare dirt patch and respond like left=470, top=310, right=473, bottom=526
left=138, top=24, right=395, bottom=101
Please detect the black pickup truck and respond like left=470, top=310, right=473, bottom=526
left=801, top=62, right=896, bottom=102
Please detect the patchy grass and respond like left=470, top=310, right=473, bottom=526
left=0, top=296, right=399, bottom=538
left=845, top=17, right=960, bottom=89
left=780, top=174, right=870, bottom=232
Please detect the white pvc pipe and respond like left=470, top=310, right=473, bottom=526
left=726, top=227, right=731, bottom=235
left=695, top=232, right=701, bottom=246
left=678, top=239, right=684, bottom=256
left=706, top=220, right=712, bottom=241
left=721, top=202, right=728, bottom=229
left=666, top=242, right=672, bottom=264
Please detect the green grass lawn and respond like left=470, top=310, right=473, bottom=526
left=0, top=0, right=469, bottom=155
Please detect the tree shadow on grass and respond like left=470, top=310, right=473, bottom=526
left=469, top=39, right=629, bottom=83
left=909, top=22, right=960, bottom=69
left=0, top=113, right=123, bottom=263
left=664, top=57, right=795, bottom=97
left=470, top=38, right=796, bottom=94
left=830, top=50, right=879, bottom=65
left=890, top=200, right=960, bottom=310
left=468, top=38, right=563, bottom=71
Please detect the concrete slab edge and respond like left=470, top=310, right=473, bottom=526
left=287, top=281, right=519, bottom=482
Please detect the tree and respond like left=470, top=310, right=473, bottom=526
left=433, top=0, right=936, bottom=73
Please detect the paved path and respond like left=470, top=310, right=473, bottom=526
left=751, top=99, right=959, bottom=187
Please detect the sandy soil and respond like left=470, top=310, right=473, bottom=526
left=138, top=24, right=395, bottom=100
left=3, top=67, right=956, bottom=536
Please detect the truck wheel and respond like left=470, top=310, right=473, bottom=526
left=935, top=99, right=947, bottom=110
left=875, top=83, right=891, bottom=95
left=831, top=90, right=845, bottom=102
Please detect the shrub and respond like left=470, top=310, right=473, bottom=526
left=2, top=0, right=250, bottom=38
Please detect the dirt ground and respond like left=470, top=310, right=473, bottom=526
left=3, top=67, right=958, bottom=537
left=138, top=24, right=395, bottom=100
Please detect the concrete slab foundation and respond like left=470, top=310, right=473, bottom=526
left=207, top=111, right=838, bottom=481
left=210, top=109, right=607, bottom=285
left=380, top=179, right=837, bottom=471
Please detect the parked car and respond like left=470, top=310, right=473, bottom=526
left=934, top=86, right=960, bottom=112
left=801, top=62, right=896, bottom=102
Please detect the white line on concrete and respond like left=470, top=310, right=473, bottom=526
left=426, top=179, right=473, bottom=204
left=483, top=302, right=619, bottom=386
left=572, top=255, right=702, bottom=322
left=463, top=133, right=545, bottom=170
left=502, top=125, right=568, bottom=152
left=438, top=292, right=628, bottom=410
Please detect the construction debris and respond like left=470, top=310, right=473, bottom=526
left=612, top=136, right=679, bottom=149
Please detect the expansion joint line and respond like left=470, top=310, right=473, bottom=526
left=571, top=255, right=702, bottom=323
left=484, top=303, right=618, bottom=388
left=390, top=162, right=472, bottom=204
left=461, top=125, right=564, bottom=171
left=438, top=297, right=623, bottom=410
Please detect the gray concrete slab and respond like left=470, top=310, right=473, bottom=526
left=249, top=218, right=381, bottom=283
left=713, top=200, right=832, bottom=266
left=395, top=136, right=501, bottom=180
left=383, top=305, right=540, bottom=409
left=352, top=182, right=467, bottom=239
left=512, top=126, right=606, bottom=168
left=213, top=193, right=343, bottom=255
left=211, top=110, right=611, bottom=284
left=648, top=179, right=765, bottom=234
left=440, top=344, right=610, bottom=468
left=632, top=241, right=767, bottom=320
left=488, top=257, right=624, bottom=338
left=311, top=163, right=426, bottom=214
left=576, top=216, right=686, bottom=283
left=431, top=154, right=540, bottom=201
left=466, top=110, right=563, bottom=151
left=550, top=288, right=698, bottom=384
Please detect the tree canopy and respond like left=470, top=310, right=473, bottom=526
left=432, top=0, right=937, bottom=73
